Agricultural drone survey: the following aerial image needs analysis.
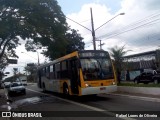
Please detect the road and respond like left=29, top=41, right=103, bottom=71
left=1, top=83, right=160, bottom=120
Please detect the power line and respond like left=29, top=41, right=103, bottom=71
left=98, top=18, right=160, bottom=40
left=97, top=11, right=160, bottom=39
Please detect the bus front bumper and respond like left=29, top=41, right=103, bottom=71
left=81, top=85, right=117, bottom=95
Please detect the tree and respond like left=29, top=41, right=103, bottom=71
left=0, top=0, right=22, bottom=60
left=0, top=0, right=84, bottom=61
left=24, top=63, right=37, bottom=82
left=13, top=68, right=18, bottom=76
left=0, top=53, right=8, bottom=71
left=109, top=45, right=130, bottom=83
left=65, top=29, right=85, bottom=54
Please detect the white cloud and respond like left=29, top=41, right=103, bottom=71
left=66, top=0, right=160, bottom=54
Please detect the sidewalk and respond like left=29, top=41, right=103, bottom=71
left=0, top=89, right=7, bottom=111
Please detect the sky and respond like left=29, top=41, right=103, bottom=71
left=3, top=0, right=160, bottom=78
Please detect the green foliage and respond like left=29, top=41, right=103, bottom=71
left=109, top=45, right=130, bottom=83
left=24, top=63, right=37, bottom=82
left=0, top=0, right=85, bottom=61
left=109, top=45, right=130, bottom=70
left=0, top=0, right=22, bottom=59
left=0, top=54, right=8, bottom=71
left=24, top=64, right=37, bottom=75
left=66, top=29, right=85, bottom=54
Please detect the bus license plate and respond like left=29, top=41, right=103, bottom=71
left=100, top=87, right=106, bottom=90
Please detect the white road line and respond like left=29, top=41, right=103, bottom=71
left=26, top=88, right=136, bottom=120
left=108, top=93, right=160, bottom=103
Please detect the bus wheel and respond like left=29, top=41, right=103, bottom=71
left=42, top=83, right=46, bottom=92
left=63, top=84, right=69, bottom=96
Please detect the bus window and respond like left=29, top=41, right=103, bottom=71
left=50, top=65, right=54, bottom=79
left=80, top=59, right=100, bottom=80
left=55, top=63, right=61, bottom=79
left=46, top=66, right=50, bottom=79
left=61, top=61, right=68, bottom=79
left=42, top=68, right=46, bottom=76
left=80, top=58, right=113, bottom=80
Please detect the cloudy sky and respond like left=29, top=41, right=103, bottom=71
left=4, top=0, right=160, bottom=77
left=58, top=0, right=160, bottom=52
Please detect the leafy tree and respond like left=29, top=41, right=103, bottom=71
left=13, top=68, right=18, bottom=76
left=0, top=0, right=22, bottom=60
left=24, top=63, right=37, bottom=82
left=109, top=45, right=130, bottom=83
left=0, top=0, right=84, bottom=61
left=0, top=53, right=8, bottom=71
left=65, top=29, right=85, bottom=54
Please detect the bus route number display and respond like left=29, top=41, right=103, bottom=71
left=79, top=52, right=108, bottom=57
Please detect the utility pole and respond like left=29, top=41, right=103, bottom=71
left=66, top=9, right=124, bottom=50
left=99, top=40, right=105, bottom=50
left=96, top=40, right=105, bottom=50
left=90, top=8, right=96, bottom=50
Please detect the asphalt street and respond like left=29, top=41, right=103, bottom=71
left=0, top=83, right=160, bottom=120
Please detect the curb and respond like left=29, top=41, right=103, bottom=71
left=117, top=86, right=160, bottom=95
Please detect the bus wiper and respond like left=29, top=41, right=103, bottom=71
left=96, top=60, right=103, bottom=79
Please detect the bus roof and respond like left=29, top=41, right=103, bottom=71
left=38, top=50, right=108, bottom=69
left=38, top=51, right=78, bottom=69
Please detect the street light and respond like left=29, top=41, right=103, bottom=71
left=66, top=9, right=125, bottom=50
left=21, top=52, right=40, bottom=65
left=92, top=11, right=125, bottom=50
left=95, top=13, right=125, bottom=31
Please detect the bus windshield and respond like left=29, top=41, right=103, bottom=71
left=80, top=58, right=114, bottom=80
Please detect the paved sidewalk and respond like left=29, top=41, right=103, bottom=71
left=0, top=89, right=7, bottom=111
left=0, top=89, right=10, bottom=120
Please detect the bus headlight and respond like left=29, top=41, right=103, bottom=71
left=112, top=82, right=115, bottom=85
left=85, top=83, right=89, bottom=87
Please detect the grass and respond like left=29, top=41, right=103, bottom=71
left=118, top=82, right=160, bottom=88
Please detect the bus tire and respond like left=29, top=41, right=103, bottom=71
left=63, top=83, right=69, bottom=96
left=42, top=83, right=46, bottom=92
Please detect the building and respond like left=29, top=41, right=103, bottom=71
left=121, top=50, right=160, bottom=81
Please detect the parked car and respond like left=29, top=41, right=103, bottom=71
left=3, top=82, right=11, bottom=88
left=152, top=70, right=160, bottom=84
left=134, top=70, right=160, bottom=84
left=20, top=79, right=27, bottom=86
left=7, top=82, right=26, bottom=96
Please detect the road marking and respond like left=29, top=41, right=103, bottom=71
left=26, top=88, right=135, bottom=120
left=108, top=93, right=160, bottom=103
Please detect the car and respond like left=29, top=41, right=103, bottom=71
left=134, top=70, right=160, bottom=84
left=152, top=70, right=160, bottom=84
left=7, top=82, right=26, bottom=96
left=3, top=82, right=11, bottom=88
left=20, top=79, right=27, bottom=86
left=134, top=72, right=154, bottom=84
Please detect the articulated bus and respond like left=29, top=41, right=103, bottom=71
left=37, top=50, right=117, bottom=96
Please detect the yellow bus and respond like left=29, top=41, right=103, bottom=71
left=37, top=50, right=117, bottom=96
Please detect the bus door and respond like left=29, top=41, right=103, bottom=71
left=69, top=57, right=79, bottom=94
left=38, top=70, right=42, bottom=88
